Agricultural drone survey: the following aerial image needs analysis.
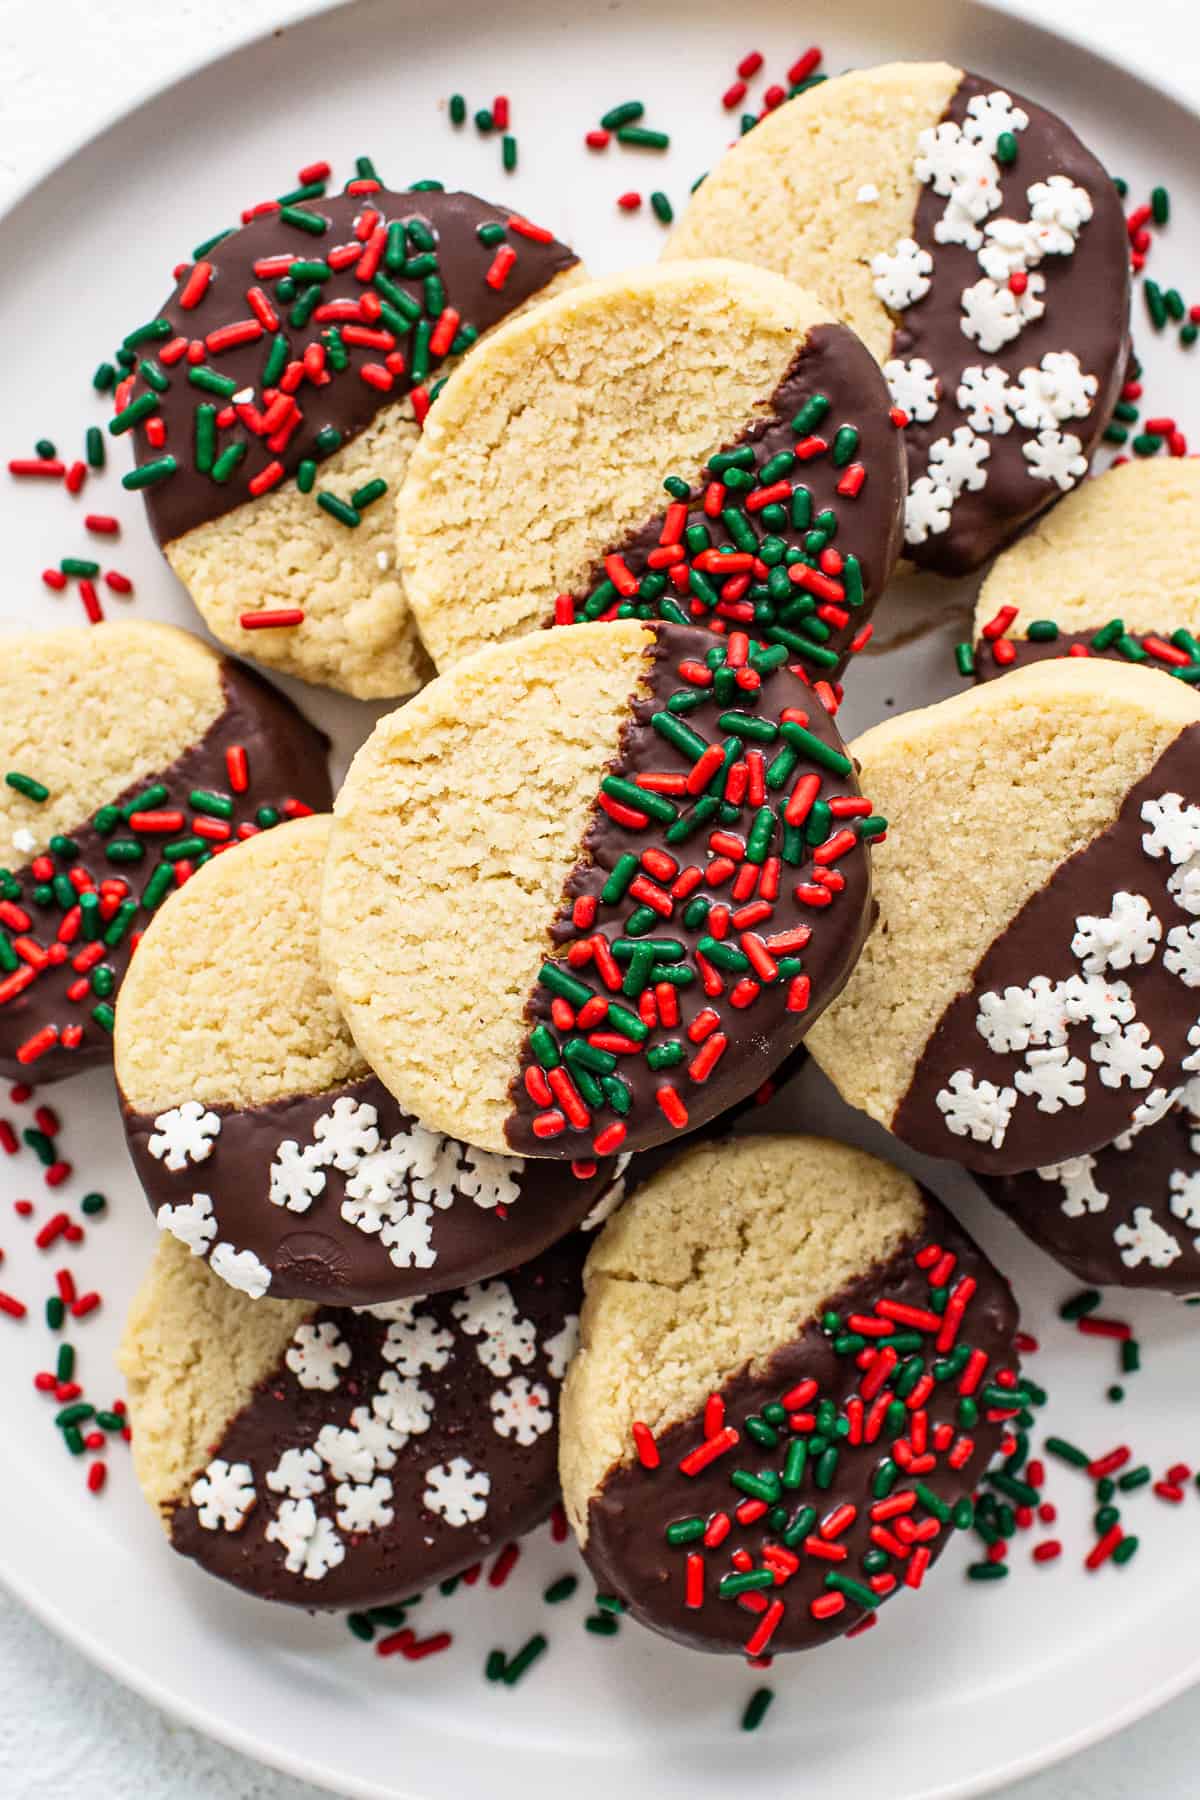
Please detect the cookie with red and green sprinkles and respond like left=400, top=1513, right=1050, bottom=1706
left=115, top=813, right=623, bottom=1305
left=0, top=622, right=330, bottom=1085
left=320, top=620, right=878, bottom=1162
left=664, top=64, right=1130, bottom=576
left=560, top=1135, right=1021, bottom=1655
left=965, top=458, right=1200, bottom=683
left=118, top=1226, right=587, bottom=1609
left=116, top=183, right=582, bottom=698
left=395, top=260, right=905, bottom=679
left=976, top=1081, right=1200, bottom=1294
left=808, top=658, right=1200, bottom=1175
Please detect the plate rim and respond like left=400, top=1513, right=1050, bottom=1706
left=1, top=2, right=1199, bottom=1795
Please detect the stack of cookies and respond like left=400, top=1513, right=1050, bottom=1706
left=9, top=62, right=1196, bottom=1659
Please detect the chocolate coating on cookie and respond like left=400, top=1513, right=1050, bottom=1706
left=582, top=1196, right=1019, bottom=1654
left=973, top=626, right=1190, bottom=684
left=126, top=1072, right=618, bottom=1305
left=977, top=1093, right=1200, bottom=1293
left=504, top=622, right=875, bottom=1158
left=569, top=324, right=906, bottom=679
left=128, top=190, right=578, bottom=545
left=0, top=664, right=330, bottom=1084
left=168, top=1233, right=584, bottom=1608
left=895, top=725, right=1200, bottom=1174
left=892, top=74, right=1128, bottom=576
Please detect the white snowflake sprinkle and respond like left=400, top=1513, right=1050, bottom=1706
left=147, top=1101, right=221, bottom=1171
left=347, top=1406, right=404, bottom=1472
left=1168, top=860, right=1200, bottom=917
left=935, top=1070, right=1017, bottom=1147
left=264, top=1497, right=345, bottom=1580
left=927, top=425, right=990, bottom=496
left=1011, top=352, right=1097, bottom=430
left=956, top=364, right=1017, bottom=434
left=379, top=1202, right=437, bottom=1269
left=1037, top=1154, right=1107, bottom=1218
left=423, top=1456, right=490, bottom=1527
left=1169, top=1168, right=1200, bottom=1236
left=372, top=1372, right=435, bottom=1444
left=904, top=474, right=954, bottom=545
left=314, top=1423, right=378, bottom=1485
left=1013, top=1045, right=1088, bottom=1113
left=457, top=1143, right=522, bottom=1212
left=581, top=1155, right=632, bottom=1233
left=883, top=356, right=940, bottom=423
left=1071, top=892, right=1162, bottom=974
left=451, top=1281, right=538, bottom=1376
left=312, top=1095, right=380, bottom=1171
left=335, top=1475, right=394, bottom=1534
left=543, top=1313, right=580, bottom=1380
left=268, top=1140, right=327, bottom=1214
left=871, top=237, right=933, bottom=310
left=490, top=1376, right=553, bottom=1446
left=1114, top=1085, right=1183, bottom=1148
left=382, top=1312, right=454, bottom=1377
left=1060, top=973, right=1136, bottom=1037
left=962, top=89, right=1030, bottom=154
left=285, top=1321, right=352, bottom=1392
left=1022, top=427, right=1087, bottom=490
left=977, top=216, right=1044, bottom=283
left=1113, top=1206, right=1182, bottom=1271
left=1027, top=176, right=1094, bottom=251
left=208, top=1241, right=272, bottom=1299
left=1164, top=921, right=1200, bottom=987
left=960, top=273, right=1045, bottom=353
left=1090, top=1022, right=1164, bottom=1090
left=265, top=1446, right=326, bottom=1500
left=1142, top=793, right=1200, bottom=865
left=191, top=1459, right=255, bottom=1531
left=156, top=1191, right=217, bottom=1258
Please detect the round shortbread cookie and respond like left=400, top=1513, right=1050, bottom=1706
left=560, top=1135, right=1020, bottom=1655
left=664, top=64, right=1129, bottom=576
left=118, top=1229, right=585, bottom=1609
left=977, top=1083, right=1200, bottom=1293
left=118, top=190, right=581, bottom=697
left=115, top=814, right=620, bottom=1304
left=0, top=622, right=330, bottom=1084
left=970, top=459, right=1200, bottom=681
left=321, top=620, right=877, bottom=1162
left=395, top=260, right=905, bottom=678
left=807, top=658, right=1200, bottom=1174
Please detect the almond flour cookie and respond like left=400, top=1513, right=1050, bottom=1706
left=119, top=1229, right=585, bottom=1608
left=395, top=261, right=905, bottom=678
left=807, top=658, right=1200, bottom=1174
left=977, top=1083, right=1200, bottom=1293
left=115, top=814, right=620, bottom=1304
left=118, top=189, right=581, bottom=697
left=321, top=620, right=878, bottom=1162
left=560, top=1136, right=1020, bottom=1655
left=970, top=459, right=1200, bottom=681
left=664, top=64, right=1129, bottom=575
left=0, top=622, right=330, bottom=1085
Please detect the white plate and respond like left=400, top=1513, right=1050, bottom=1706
left=0, top=2, right=1198, bottom=1795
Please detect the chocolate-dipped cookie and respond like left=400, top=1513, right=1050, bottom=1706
left=114, top=813, right=621, bottom=1304
left=117, top=188, right=581, bottom=697
left=396, top=261, right=905, bottom=679
left=0, top=622, right=330, bottom=1085
left=808, top=658, right=1200, bottom=1174
left=560, top=1135, right=1021, bottom=1655
left=321, top=620, right=877, bottom=1162
left=977, top=1081, right=1200, bottom=1293
left=665, top=64, right=1129, bottom=575
left=119, top=1229, right=585, bottom=1608
left=969, top=458, right=1200, bottom=682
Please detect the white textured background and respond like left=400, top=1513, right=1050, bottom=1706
left=0, top=1, right=1197, bottom=1793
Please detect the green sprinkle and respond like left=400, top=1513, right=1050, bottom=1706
left=616, top=126, right=669, bottom=149
left=502, top=135, right=518, bottom=172
left=823, top=1571, right=875, bottom=1610
left=1045, top=1435, right=1090, bottom=1469
left=1151, top=185, right=1170, bottom=225
left=351, top=477, right=388, bottom=511
left=954, top=643, right=976, bottom=677
left=449, top=94, right=467, bottom=125
left=665, top=1517, right=706, bottom=1545
left=347, top=1613, right=375, bottom=1642
left=5, top=772, right=49, bottom=803
left=56, top=1401, right=94, bottom=1429
left=1059, top=1289, right=1102, bottom=1321
left=122, top=317, right=172, bottom=351
left=1113, top=1535, right=1139, bottom=1566
left=501, top=1633, right=548, bottom=1685
left=741, top=1688, right=774, bottom=1732
left=718, top=1570, right=776, bottom=1599
left=967, top=1561, right=1008, bottom=1582
left=474, top=108, right=494, bottom=132
left=92, top=362, right=116, bottom=392
left=585, top=1613, right=619, bottom=1636
left=63, top=1425, right=86, bottom=1456
left=600, top=100, right=644, bottom=130
left=650, top=191, right=673, bottom=224
left=778, top=719, right=851, bottom=774
left=996, top=130, right=1019, bottom=165
left=831, top=425, right=859, bottom=467
left=80, top=1192, right=106, bottom=1217
left=85, top=426, right=105, bottom=470
left=601, top=776, right=676, bottom=822
left=279, top=205, right=329, bottom=235
left=45, top=1297, right=64, bottom=1330
left=1144, top=279, right=1168, bottom=330
left=123, top=455, right=177, bottom=491
left=317, top=492, right=361, bottom=528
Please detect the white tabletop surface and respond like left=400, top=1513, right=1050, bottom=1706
left=0, top=1, right=1197, bottom=1794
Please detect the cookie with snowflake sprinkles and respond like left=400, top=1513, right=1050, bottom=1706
left=394, top=260, right=905, bottom=678
left=559, top=1135, right=1020, bottom=1655
left=117, top=187, right=582, bottom=698
left=807, top=657, right=1200, bottom=1175
left=976, top=1081, right=1200, bottom=1294
left=663, top=64, right=1129, bottom=576
left=114, top=812, right=628, bottom=1304
left=0, top=621, right=330, bottom=1085
left=969, top=459, right=1200, bottom=682
left=320, top=620, right=877, bottom=1162
left=118, top=1228, right=585, bottom=1608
